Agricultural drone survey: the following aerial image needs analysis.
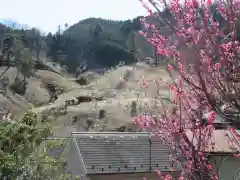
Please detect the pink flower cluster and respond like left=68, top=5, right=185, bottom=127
left=135, top=0, right=240, bottom=179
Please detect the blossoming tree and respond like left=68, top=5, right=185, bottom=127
left=135, top=0, right=240, bottom=179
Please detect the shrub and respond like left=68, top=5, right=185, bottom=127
left=10, top=78, right=27, bottom=95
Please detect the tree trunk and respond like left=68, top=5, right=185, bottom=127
left=154, top=49, right=159, bottom=66
left=131, top=32, right=137, bottom=62
left=0, top=32, right=4, bottom=58
left=36, top=50, right=40, bottom=61
left=16, top=62, right=20, bottom=79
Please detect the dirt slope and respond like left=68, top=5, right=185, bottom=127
left=0, top=62, right=174, bottom=137
left=28, top=63, right=174, bottom=136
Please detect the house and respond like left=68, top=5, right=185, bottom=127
left=60, top=132, right=181, bottom=180
left=203, top=110, right=240, bottom=129
left=207, top=129, right=240, bottom=180
left=186, top=129, right=240, bottom=180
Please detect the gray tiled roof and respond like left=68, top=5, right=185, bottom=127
left=72, top=132, right=176, bottom=174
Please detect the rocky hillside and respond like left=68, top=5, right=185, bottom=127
left=0, top=57, right=174, bottom=137
left=29, top=62, right=174, bottom=137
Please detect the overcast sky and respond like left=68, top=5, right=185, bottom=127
left=0, top=0, right=149, bottom=33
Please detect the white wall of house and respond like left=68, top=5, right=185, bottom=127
left=61, top=138, right=89, bottom=180
left=210, top=155, right=240, bottom=180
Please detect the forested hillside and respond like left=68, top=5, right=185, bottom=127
left=45, top=17, right=155, bottom=74
left=0, top=17, right=158, bottom=75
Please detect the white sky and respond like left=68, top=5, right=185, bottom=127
left=0, top=0, right=149, bottom=33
